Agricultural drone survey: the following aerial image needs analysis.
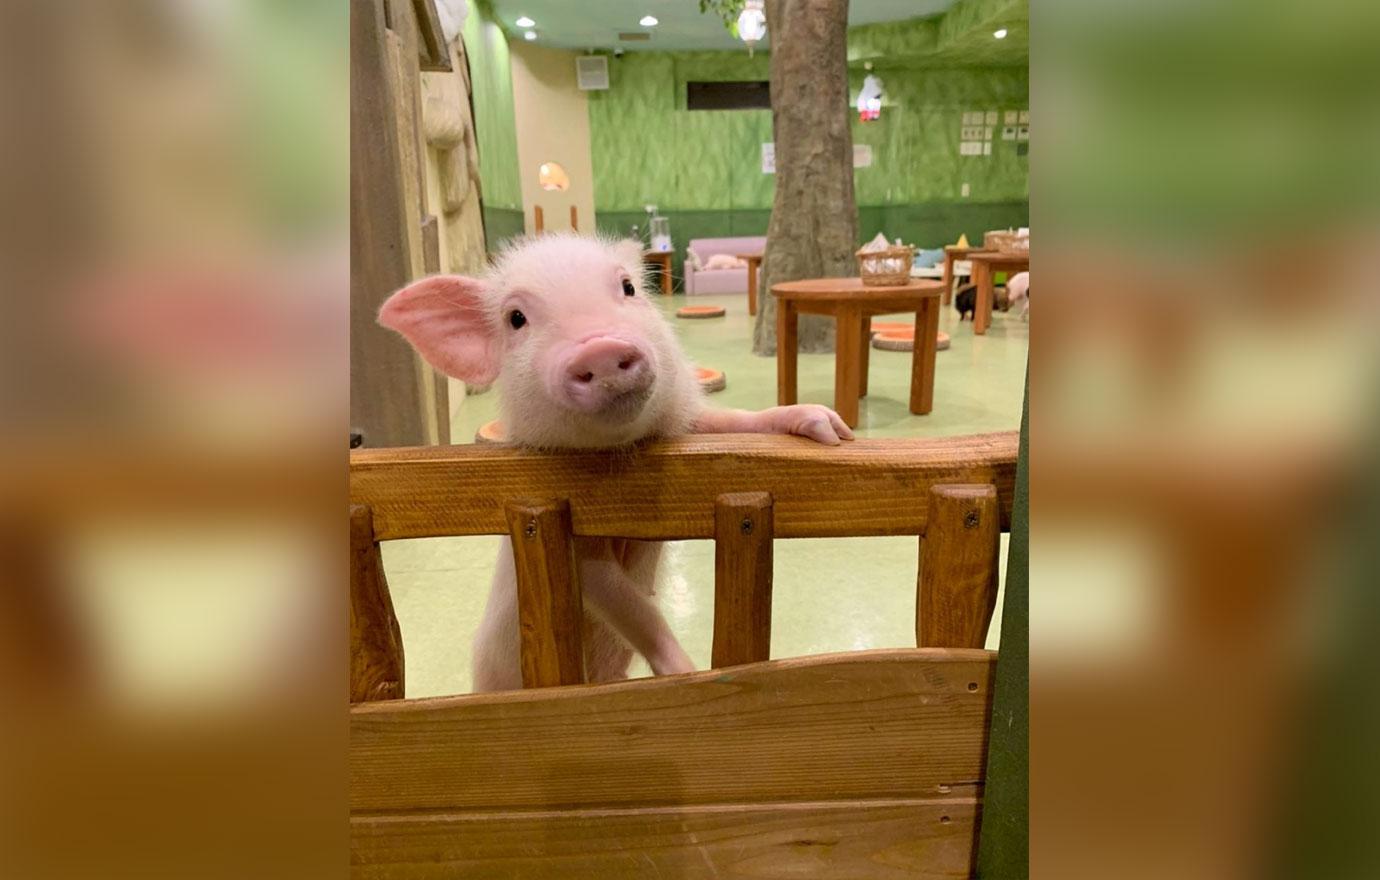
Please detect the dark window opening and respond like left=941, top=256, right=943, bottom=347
left=686, top=80, right=771, bottom=111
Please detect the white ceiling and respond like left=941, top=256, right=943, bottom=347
left=486, top=0, right=960, bottom=52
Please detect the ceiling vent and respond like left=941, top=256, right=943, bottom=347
left=575, top=55, right=609, bottom=91
left=617, top=32, right=651, bottom=41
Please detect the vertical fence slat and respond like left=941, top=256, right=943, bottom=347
left=917, top=484, right=1000, bottom=648
left=712, top=492, right=774, bottom=668
left=506, top=500, right=585, bottom=687
left=350, top=504, right=405, bottom=702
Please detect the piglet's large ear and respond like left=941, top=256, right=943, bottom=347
left=378, top=275, right=500, bottom=385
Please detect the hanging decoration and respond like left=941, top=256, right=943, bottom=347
left=857, top=73, right=884, bottom=122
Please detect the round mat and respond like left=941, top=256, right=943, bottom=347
left=869, top=321, right=914, bottom=335
left=677, top=305, right=726, bottom=319
left=871, top=330, right=950, bottom=352
left=474, top=419, right=507, bottom=444
left=696, top=367, right=726, bottom=393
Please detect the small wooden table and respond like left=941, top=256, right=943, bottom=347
left=968, top=251, right=1030, bottom=335
left=941, top=245, right=987, bottom=305
left=772, top=277, right=944, bottom=429
left=642, top=249, right=673, bottom=296
left=736, top=253, right=764, bottom=316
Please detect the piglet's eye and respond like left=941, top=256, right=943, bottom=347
left=508, top=309, right=527, bottom=329
left=621, top=278, right=636, bottom=297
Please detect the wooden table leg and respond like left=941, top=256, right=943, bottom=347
left=858, top=315, right=871, bottom=398
left=776, top=300, right=798, bottom=406
left=660, top=256, right=672, bottom=296
left=910, top=298, right=939, bottom=415
left=746, top=262, right=758, bottom=316
left=835, top=308, right=862, bottom=428
left=942, top=253, right=954, bottom=305
left=974, top=262, right=993, bottom=334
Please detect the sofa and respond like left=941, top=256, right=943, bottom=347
left=683, top=236, right=767, bottom=296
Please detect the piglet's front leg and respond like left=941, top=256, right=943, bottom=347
left=693, top=405, right=855, bottom=446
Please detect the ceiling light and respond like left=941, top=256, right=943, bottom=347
left=640, top=15, right=658, bottom=27
left=993, top=28, right=1008, bottom=39
left=524, top=30, right=536, bottom=41
left=515, top=16, right=535, bottom=28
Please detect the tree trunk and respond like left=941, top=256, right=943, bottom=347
left=753, top=0, right=858, bottom=355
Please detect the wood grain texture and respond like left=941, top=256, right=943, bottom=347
left=911, top=297, right=940, bottom=415
left=918, top=485, right=1001, bottom=649
left=776, top=300, right=798, bottom=406
left=505, top=501, right=585, bottom=688
left=712, top=492, right=774, bottom=668
left=771, top=277, right=944, bottom=301
left=350, top=648, right=988, bottom=816
left=350, top=433, right=1017, bottom=541
left=350, top=0, right=429, bottom=447
left=410, top=0, right=452, bottom=72
left=860, top=313, right=872, bottom=398
left=350, top=505, right=405, bottom=702
left=835, top=307, right=864, bottom=427
left=352, top=798, right=979, bottom=879
left=350, top=649, right=993, bottom=812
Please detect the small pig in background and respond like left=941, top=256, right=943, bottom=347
left=954, top=283, right=978, bottom=320
left=379, top=234, right=853, bottom=692
left=1007, top=271, right=1030, bottom=320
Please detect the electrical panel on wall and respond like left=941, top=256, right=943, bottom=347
left=576, top=56, right=609, bottom=91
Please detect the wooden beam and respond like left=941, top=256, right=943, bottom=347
left=917, top=484, right=1001, bottom=649
left=410, top=0, right=453, bottom=71
left=350, top=505, right=405, bottom=702
left=351, top=432, right=1018, bottom=541
left=569, top=205, right=579, bottom=231
left=533, top=204, right=544, bottom=233
left=351, top=648, right=993, bottom=812
left=352, top=798, right=978, bottom=878
left=505, top=500, right=585, bottom=688
left=712, top=492, right=774, bottom=668
left=350, top=0, right=429, bottom=447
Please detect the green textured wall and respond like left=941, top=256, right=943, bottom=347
left=587, top=52, right=775, bottom=213
left=588, top=51, right=1028, bottom=275
left=462, top=1, right=521, bottom=212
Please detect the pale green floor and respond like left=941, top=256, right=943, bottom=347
left=383, top=292, right=1029, bottom=697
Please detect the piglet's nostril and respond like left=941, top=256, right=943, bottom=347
left=617, top=357, right=636, bottom=371
left=576, top=372, right=594, bottom=383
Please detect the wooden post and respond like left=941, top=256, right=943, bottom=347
left=533, top=204, right=544, bottom=234
left=350, top=504, right=405, bottom=702
left=712, top=492, right=774, bottom=668
left=570, top=205, right=578, bottom=231
left=505, top=500, right=585, bottom=687
left=917, top=484, right=1000, bottom=648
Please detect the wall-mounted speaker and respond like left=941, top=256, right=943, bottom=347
left=576, top=55, right=609, bottom=91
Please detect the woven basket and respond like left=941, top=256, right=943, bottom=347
left=983, top=229, right=1029, bottom=254
left=856, top=245, right=914, bottom=286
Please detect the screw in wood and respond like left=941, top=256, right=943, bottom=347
left=740, top=517, right=754, bottom=535
left=524, top=521, right=537, bottom=538
left=963, top=510, right=980, bottom=529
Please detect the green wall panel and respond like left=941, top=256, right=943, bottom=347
left=482, top=207, right=526, bottom=253
left=462, top=0, right=521, bottom=211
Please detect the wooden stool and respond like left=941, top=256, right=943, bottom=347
left=696, top=367, right=726, bottom=393
left=474, top=419, right=506, bottom=444
left=677, top=305, right=726, bottom=319
left=771, top=277, right=944, bottom=428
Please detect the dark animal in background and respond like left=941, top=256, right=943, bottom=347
left=954, top=284, right=977, bottom=320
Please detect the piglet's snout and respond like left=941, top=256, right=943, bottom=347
left=558, top=337, right=654, bottom=414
